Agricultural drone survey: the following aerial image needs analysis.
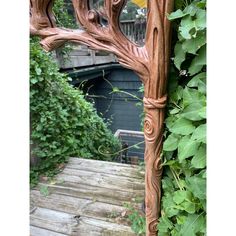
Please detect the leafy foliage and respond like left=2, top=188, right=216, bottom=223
left=30, top=38, right=121, bottom=187
left=53, top=0, right=77, bottom=29
left=52, top=0, right=78, bottom=59
left=124, top=203, right=146, bottom=235
left=158, top=0, right=206, bottom=235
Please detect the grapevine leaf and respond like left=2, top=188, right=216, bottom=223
left=167, top=9, right=189, bottom=20
left=174, top=42, right=186, bottom=69
left=189, top=45, right=206, bottom=75
left=169, top=117, right=195, bottom=135
left=178, top=136, right=200, bottom=162
left=163, top=133, right=180, bottom=151
left=179, top=15, right=195, bottom=39
left=173, top=190, right=192, bottom=204
left=191, top=144, right=206, bottom=169
left=182, top=103, right=205, bottom=121
left=191, top=124, right=206, bottom=143
left=186, top=176, right=206, bottom=200
left=182, top=30, right=206, bottom=54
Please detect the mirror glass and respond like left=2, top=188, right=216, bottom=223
left=120, top=0, right=147, bottom=46
left=89, top=0, right=108, bottom=26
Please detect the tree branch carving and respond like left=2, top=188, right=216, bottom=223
left=30, top=1, right=174, bottom=235
left=30, top=0, right=149, bottom=82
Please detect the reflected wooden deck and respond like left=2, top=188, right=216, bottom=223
left=30, top=158, right=145, bottom=236
left=55, top=46, right=117, bottom=69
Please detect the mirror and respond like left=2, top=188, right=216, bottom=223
left=89, top=0, right=147, bottom=45
left=89, top=0, right=108, bottom=26
left=120, top=0, right=147, bottom=46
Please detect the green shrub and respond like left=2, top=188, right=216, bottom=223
left=158, top=0, right=206, bottom=235
left=30, top=37, right=121, bottom=187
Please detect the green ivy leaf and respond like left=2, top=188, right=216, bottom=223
left=168, top=9, right=189, bottom=20
left=162, top=177, right=174, bottom=191
left=195, top=9, right=206, bottom=29
left=180, top=214, right=205, bottom=236
left=158, top=215, right=174, bottom=233
left=182, top=87, right=205, bottom=107
left=189, top=45, right=206, bottom=75
left=183, top=4, right=199, bottom=16
left=191, top=144, right=206, bottom=169
left=182, top=103, right=205, bottom=121
left=178, top=136, right=200, bottom=162
left=35, top=67, right=42, bottom=75
left=163, top=133, right=180, bottom=151
left=181, top=201, right=196, bottom=214
left=170, top=86, right=184, bottom=102
left=191, top=124, right=206, bottom=143
left=182, top=30, right=206, bottom=55
left=165, top=116, right=176, bottom=130
left=187, top=72, right=206, bottom=94
left=176, top=215, right=186, bottom=225
left=186, top=176, right=206, bottom=200
left=31, top=78, right=38, bottom=84
left=173, top=190, right=192, bottom=204
left=199, top=106, right=206, bottom=119
left=162, top=194, right=179, bottom=217
left=169, top=108, right=180, bottom=115
left=179, top=15, right=195, bottom=39
left=174, top=42, right=186, bottom=69
left=169, top=117, right=195, bottom=135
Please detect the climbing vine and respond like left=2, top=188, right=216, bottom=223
left=158, top=0, right=206, bottom=235
left=30, top=38, right=121, bottom=187
left=125, top=0, right=206, bottom=235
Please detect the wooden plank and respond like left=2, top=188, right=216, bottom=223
left=30, top=190, right=136, bottom=224
left=30, top=208, right=78, bottom=235
left=30, top=226, right=68, bottom=236
left=79, top=217, right=135, bottom=236
left=68, top=49, right=91, bottom=56
left=37, top=182, right=144, bottom=206
left=30, top=207, right=135, bottom=236
left=57, top=54, right=116, bottom=69
left=68, top=158, right=138, bottom=168
left=60, top=56, right=94, bottom=68
left=63, top=165, right=144, bottom=179
left=65, top=158, right=144, bottom=179
left=55, top=170, right=144, bottom=192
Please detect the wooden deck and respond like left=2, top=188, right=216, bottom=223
left=30, top=158, right=145, bottom=236
left=55, top=45, right=117, bottom=70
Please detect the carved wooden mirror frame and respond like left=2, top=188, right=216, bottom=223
left=30, top=1, right=174, bottom=235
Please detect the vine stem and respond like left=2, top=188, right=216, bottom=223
left=170, top=167, right=183, bottom=191
left=98, top=140, right=145, bottom=157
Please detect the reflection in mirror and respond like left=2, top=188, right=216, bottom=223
left=89, top=0, right=104, bottom=9
left=52, top=0, right=77, bottom=28
left=89, top=0, right=108, bottom=26
left=120, top=0, right=147, bottom=46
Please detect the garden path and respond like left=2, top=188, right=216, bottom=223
left=30, top=157, right=145, bottom=236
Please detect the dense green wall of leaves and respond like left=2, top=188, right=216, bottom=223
left=158, top=0, right=206, bottom=235
left=30, top=38, right=121, bottom=186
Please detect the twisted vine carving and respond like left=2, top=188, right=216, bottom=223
left=30, top=1, right=174, bottom=235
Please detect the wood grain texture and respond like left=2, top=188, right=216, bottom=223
left=31, top=207, right=135, bottom=236
left=30, top=158, right=143, bottom=236
left=30, top=1, right=174, bottom=235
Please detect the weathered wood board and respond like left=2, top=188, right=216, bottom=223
left=56, top=47, right=116, bottom=69
left=30, top=158, right=145, bottom=236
